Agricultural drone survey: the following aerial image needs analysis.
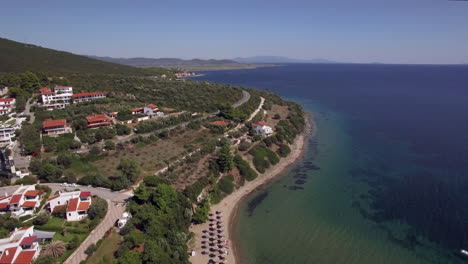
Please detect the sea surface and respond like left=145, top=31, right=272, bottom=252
left=192, top=64, right=468, bottom=264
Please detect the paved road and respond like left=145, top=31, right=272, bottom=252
left=232, top=90, right=251, bottom=108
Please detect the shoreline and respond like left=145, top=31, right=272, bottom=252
left=189, top=113, right=315, bottom=264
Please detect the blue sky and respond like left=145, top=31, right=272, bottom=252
left=1, top=0, right=468, bottom=64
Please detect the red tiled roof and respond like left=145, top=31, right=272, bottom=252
left=72, top=92, right=105, bottom=98
left=108, top=112, right=118, bottom=117
left=77, top=202, right=90, bottom=211
left=20, top=236, right=37, bottom=246
left=147, top=104, right=158, bottom=109
left=0, top=203, right=8, bottom=209
left=0, top=247, right=18, bottom=263
left=0, top=98, right=14, bottom=102
left=9, top=194, right=22, bottom=205
left=87, top=122, right=111, bottom=128
left=86, top=114, right=109, bottom=123
left=252, top=121, right=266, bottom=127
left=0, top=195, right=11, bottom=201
left=131, top=107, right=143, bottom=113
left=24, top=190, right=43, bottom=197
left=80, top=192, right=91, bottom=197
left=210, top=121, right=229, bottom=126
left=47, top=195, right=60, bottom=201
left=39, top=88, right=51, bottom=92
left=19, top=226, right=32, bottom=231
left=13, top=250, right=36, bottom=264
left=55, top=86, right=71, bottom=89
left=20, top=201, right=37, bottom=208
left=42, top=119, right=66, bottom=129
left=67, top=198, right=79, bottom=212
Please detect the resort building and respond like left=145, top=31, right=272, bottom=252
left=252, top=121, right=273, bottom=136
left=86, top=114, right=112, bottom=128
left=0, top=118, right=23, bottom=147
left=42, top=119, right=69, bottom=135
left=46, top=191, right=92, bottom=221
left=72, top=92, right=106, bottom=103
left=40, top=86, right=73, bottom=110
left=131, top=104, right=163, bottom=117
left=0, top=226, right=41, bottom=264
left=0, top=185, right=43, bottom=217
left=0, top=98, right=16, bottom=115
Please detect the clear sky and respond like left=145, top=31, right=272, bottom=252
left=1, top=0, right=468, bottom=64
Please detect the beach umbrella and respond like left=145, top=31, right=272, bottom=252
left=201, top=241, right=206, bottom=244
left=201, top=245, right=207, bottom=249
left=216, top=216, right=221, bottom=219
left=216, top=211, right=221, bottom=214
left=202, top=235, right=207, bottom=239
left=209, top=213, right=214, bottom=216
left=209, top=223, right=214, bottom=227
left=201, top=251, right=207, bottom=255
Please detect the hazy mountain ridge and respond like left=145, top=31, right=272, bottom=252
left=88, top=56, right=241, bottom=67
left=233, top=56, right=336, bottom=64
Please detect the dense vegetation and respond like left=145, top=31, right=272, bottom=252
left=0, top=37, right=169, bottom=75
left=117, top=183, right=192, bottom=264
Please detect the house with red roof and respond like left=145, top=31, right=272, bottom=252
left=0, top=185, right=43, bottom=217
left=42, top=119, right=69, bottom=135
left=85, top=114, right=112, bottom=128
left=252, top=121, right=273, bottom=136
left=46, top=191, right=92, bottom=221
left=0, top=226, right=42, bottom=264
left=0, top=98, right=16, bottom=115
left=72, top=92, right=106, bottom=103
left=210, top=120, right=229, bottom=126
left=131, top=104, right=163, bottom=117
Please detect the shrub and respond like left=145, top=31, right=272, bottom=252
left=218, top=175, right=234, bottom=194
left=33, top=212, right=50, bottom=226
left=277, top=144, right=291, bottom=157
left=234, top=155, right=258, bottom=181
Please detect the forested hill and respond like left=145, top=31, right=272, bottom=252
left=0, top=38, right=168, bottom=75
left=88, top=56, right=240, bottom=68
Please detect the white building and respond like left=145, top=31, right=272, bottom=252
left=46, top=191, right=92, bottom=221
left=0, top=226, right=41, bottom=264
left=42, top=119, right=70, bottom=135
left=40, top=86, right=73, bottom=110
left=0, top=185, right=43, bottom=217
left=252, top=121, right=273, bottom=136
left=0, top=98, right=16, bottom=115
left=0, top=118, right=23, bottom=147
left=72, top=92, right=106, bottom=103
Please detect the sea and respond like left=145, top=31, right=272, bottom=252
left=192, top=63, right=468, bottom=264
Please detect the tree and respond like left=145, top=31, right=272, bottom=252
left=88, top=197, right=108, bottom=220
left=33, top=256, right=55, bottom=264
left=217, top=143, right=234, bottom=173
left=273, top=113, right=281, bottom=119
left=33, top=212, right=50, bottom=226
left=117, top=251, right=142, bottom=264
left=42, top=240, right=66, bottom=258
left=67, top=236, right=80, bottom=250
left=115, top=123, right=131, bottom=135
left=89, top=146, right=101, bottom=156
left=134, top=183, right=150, bottom=202
left=104, top=140, right=115, bottom=150
left=192, top=199, right=210, bottom=224
left=117, top=159, right=140, bottom=183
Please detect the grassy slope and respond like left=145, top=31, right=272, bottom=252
left=0, top=37, right=156, bottom=75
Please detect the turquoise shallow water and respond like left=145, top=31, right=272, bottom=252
left=193, top=64, right=468, bottom=264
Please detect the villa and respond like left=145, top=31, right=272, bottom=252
left=131, top=104, right=163, bottom=117
left=42, top=119, right=69, bottom=135
left=86, top=114, right=112, bottom=128
left=72, top=92, right=106, bottom=103
left=0, top=98, right=16, bottom=115
left=252, top=121, right=273, bottom=136
left=46, top=191, right=92, bottom=221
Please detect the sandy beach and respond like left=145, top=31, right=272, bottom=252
left=189, top=114, right=314, bottom=264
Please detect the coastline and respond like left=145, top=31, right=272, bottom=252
left=189, top=113, right=315, bottom=264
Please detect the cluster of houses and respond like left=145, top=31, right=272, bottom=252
left=0, top=185, right=43, bottom=217
left=40, top=86, right=106, bottom=110
left=42, top=102, right=165, bottom=135
left=0, top=226, right=51, bottom=264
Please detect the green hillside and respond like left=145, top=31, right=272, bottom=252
left=0, top=37, right=165, bottom=75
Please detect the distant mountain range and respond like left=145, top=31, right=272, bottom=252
left=233, top=56, right=336, bottom=64
left=87, top=56, right=241, bottom=67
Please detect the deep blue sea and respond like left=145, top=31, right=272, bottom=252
left=193, top=64, right=468, bottom=263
